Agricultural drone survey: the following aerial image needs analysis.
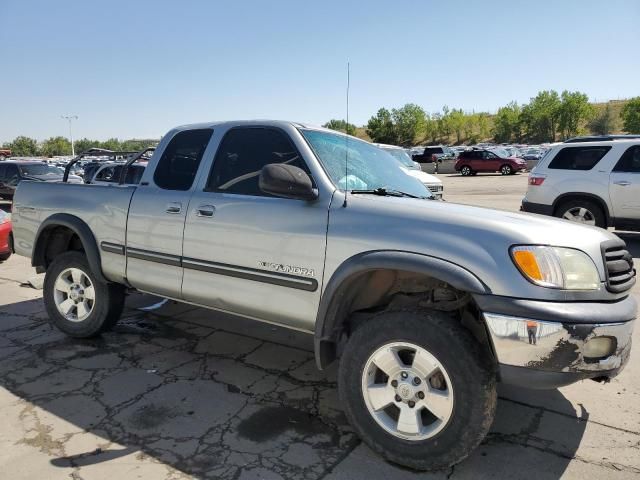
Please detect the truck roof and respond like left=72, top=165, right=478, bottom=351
left=171, top=119, right=336, bottom=134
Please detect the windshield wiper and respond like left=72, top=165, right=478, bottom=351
left=350, top=187, right=426, bottom=199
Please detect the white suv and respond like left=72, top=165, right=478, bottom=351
left=521, top=136, right=640, bottom=230
left=375, top=143, right=444, bottom=199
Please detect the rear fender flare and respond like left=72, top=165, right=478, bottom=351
left=32, top=213, right=107, bottom=283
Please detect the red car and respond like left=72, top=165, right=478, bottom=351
left=0, top=209, right=12, bottom=262
left=455, top=149, right=527, bottom=176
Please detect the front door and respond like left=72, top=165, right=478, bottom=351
left=125, top=128, right=214, bottom=298
left=181, top=126, right=331, bottom=332
left=610, top=145, right=640, bottom=224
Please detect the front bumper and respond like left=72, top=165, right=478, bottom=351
left=475, top=295, right=636, bottom=389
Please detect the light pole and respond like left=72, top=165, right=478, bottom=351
left=61, top=115, right=78, bottom=156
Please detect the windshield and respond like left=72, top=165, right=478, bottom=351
left=301, top=129, right=431, bottom=198
left=489, top=147, right=510, bottom=158
left=18, top=164, right=63, bottom=176
left=382, top=148, right=415, bottom=168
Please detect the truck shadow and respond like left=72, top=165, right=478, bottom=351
left=0, top=294, right=587, bottom=479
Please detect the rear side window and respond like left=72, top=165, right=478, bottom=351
left=206, top=127, right=310, bottom=196
left=613, top=145, right=640, bottom=173
left=548, top=146, right=611, bottom=171
left=154, top=129, right=213, bottom=191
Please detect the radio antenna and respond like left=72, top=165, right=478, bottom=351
left=343, top=61, right=350, bottom=207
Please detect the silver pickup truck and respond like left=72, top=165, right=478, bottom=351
left=11, top=121, right=636, bottom=470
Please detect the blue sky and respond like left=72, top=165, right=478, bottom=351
left=1, top=0, right=638, bottom=142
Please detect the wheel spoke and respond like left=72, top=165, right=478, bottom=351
left=59, top=298, right=76, bottom=316
left=411, top=350, right=438, bottom=378
left=397, top=404, right=422, bottom=435
left=563, top=211, right=575, bottom=221
left=372, top=348, right=404, bottom=377
left=578, top=208, right=587, bottom=219
left=54, top=276, right=72, bottom=293
left=71, top=269, right=83, bottom=284
left=366, top=384, right=396, bottom=411
left=76, top=300, right=90, bottom=319
left=84, top=285, right=95, bottom=300
left=422, top=389, right=452, bottom=420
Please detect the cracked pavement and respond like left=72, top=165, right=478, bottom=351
left=1, top=176, right=639, bottom=479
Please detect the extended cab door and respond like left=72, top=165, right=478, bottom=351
left=125, top=128, right=214, bottom=298
left=610, top=145, right=640, bottom=224
left=181, top=126, right=331, bottom=332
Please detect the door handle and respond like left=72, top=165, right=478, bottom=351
left=614, top=181, right=631, bottom=186
left=166, top=202, right=182, bottom=214
left=196, top=205, right=216, bottom=217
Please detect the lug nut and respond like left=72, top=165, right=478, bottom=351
left=417, top=391, right=425, bottom=399
left=401, top=372, right=408, bottom=379
left=413, top=377, right=421, bottom=386
left=395, top=395, right=402, bottom=402
left=408, top=400, right=415, bottom=408
left=391, top=380, right=398, bottom=388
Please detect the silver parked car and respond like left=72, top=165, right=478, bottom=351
left=12, top=121, right=636, bottom=471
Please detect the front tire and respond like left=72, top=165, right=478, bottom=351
left=338, top=309, right=497, bottom=471
left=43, top=251, right=125, bottom=337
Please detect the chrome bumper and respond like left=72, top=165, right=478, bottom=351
left=484, top=313, right=634, bottom=374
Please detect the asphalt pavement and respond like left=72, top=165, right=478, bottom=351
left=0, top=173, right=638, bottom=479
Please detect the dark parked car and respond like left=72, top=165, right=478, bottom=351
left=0, top=161, right=82, bottom=199
left=411, top=145, right=455, bottom=164
left=455, top=149, right=527, bottom=176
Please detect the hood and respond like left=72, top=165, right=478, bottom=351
left=405, top=169, right=442, bottom=185
left=330, top=194, right=619, bottom=300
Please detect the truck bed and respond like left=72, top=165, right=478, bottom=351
left=12, top=181, right=136, bottom=283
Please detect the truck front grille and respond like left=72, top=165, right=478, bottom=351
left=602, top=241, right=635, bottom=293
left=426, top=184, right=443, bottom=196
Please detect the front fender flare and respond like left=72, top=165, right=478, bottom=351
left=32, top=213, right=107, bottom=284
left=314, top=250, right=489, bottom=369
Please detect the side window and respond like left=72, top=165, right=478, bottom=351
left=6, top=164, right=19, bottom=184
left=154, top=129, right=213, bottom=191
left=0, top=165, right=6, bottom=180
left=206, top=127, right=310, bottom=196
left=613, top=146, right=640, bottom=173
left=548, top=146, right=611, bottom=171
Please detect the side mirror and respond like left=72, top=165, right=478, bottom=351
left=259, top=163, right=318, bottom=201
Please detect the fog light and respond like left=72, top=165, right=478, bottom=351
left=583, top=337, right=615, bottom=359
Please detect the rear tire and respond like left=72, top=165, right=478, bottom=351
left=555, top=199, right=606, bottom=229
left=43, top=251, right=125, bottom=337
left=338, top=308, right=497, bottom=471
left=460, top=165, right=472, bottom=176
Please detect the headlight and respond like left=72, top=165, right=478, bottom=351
left=511, top=245, right=600, bottom=290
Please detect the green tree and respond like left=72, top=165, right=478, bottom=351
left=366, top=108, right=396, bottom=144
left=558, top=90, right=593, bottom=139
left=100, top=138, right=122, bottom=151
left=3, top=136, right=39, bottom=156
left=463, top=114, right=477, bottom=143
left=492, top=102, right=521, bottom=143
left=476, top=113, right=490, bottom=140
left=74, top=138, right=102, bottom=154
left=120, top=139, right=158, bottom=151
left=588, top=103, right=615, bottom=135
left=520, top=90, right=561, bottom=142
left=323, top=119, right=357, bottom=135
left=391, top=103, right=426, bottom=146
left=448, top=109, right=466, bottom=144
left=621, top=96, right=640, bottom=133
left=40, top=136, right=72, bottom=156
